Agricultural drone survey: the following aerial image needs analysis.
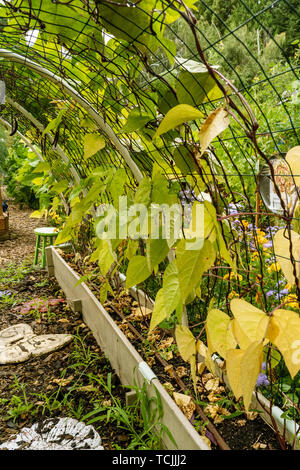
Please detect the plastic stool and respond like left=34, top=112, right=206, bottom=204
left=33, top=227, right=59, bottom=268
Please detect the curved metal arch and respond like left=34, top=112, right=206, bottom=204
left=0, top=49, right=143, bottom=183
left=6, top=98, right=81, bottom=185
left=0, top=117, right=43, bottom=161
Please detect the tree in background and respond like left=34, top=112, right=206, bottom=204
left=168, top=0, right=299, bottom=86
left=1, top=137, right=39, bottom=209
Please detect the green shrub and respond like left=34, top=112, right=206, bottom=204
left=2, top=139, right=39, bottom=209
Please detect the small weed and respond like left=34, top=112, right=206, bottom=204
left=83, top=374, right=176, bottom=450
left=193, top=417, right=208, bottom=434
left=159, top=344, right=178, bottom=361
left=0, top=262, right=36, bottom=288
left=6, top=377, right=36, bottom=422
left=196, top=391, right=245, bottom=421
left=33, top=390, right=63, bottom=416
left=67, top=332, right=102, bottom=371
left=35, top=279, right=48, bottom=288
left=66, top=398, right=85, bottom=420
left=6, top=395, right=35, bottom=422
left=0, top=292, right=20, bottom=306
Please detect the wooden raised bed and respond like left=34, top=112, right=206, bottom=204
left=46, top=246, right=210, bottom=450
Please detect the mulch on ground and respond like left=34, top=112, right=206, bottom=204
left=0, top=202, right=46, bottom=267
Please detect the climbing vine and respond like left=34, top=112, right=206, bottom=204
left=0, top=0, right=299, bottom=425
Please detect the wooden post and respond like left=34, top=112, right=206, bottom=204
left=0, top=185, right=5, bottom=230
left=0, top=185, right=9, bottom=239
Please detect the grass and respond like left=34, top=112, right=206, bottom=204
left=3, top=369, right=173, bottom=449
left=82, top=375, right=176, bottom=450
left=0, top=262, right=37, bottom=288
left=5, top=377, right=37, bottom=423
left=0, top=292, right=22, bottom=306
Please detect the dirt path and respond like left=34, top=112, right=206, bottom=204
left=0, top=203, right=46, bottom=267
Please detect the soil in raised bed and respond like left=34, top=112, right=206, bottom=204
left=106, top=291, right=286, bottom=451
left=0, top=265, right=159, bottom=450
left=60, top=251, right=291, bottom=451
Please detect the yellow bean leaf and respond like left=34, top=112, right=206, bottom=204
left=206, top=308, right=237, bottom=358
left=231, top=318, right=251, bottom=350
left=230, top=298, right=269, bottom=344
left=196, top=339, right=215, bottom=374
left=267, top=309, right=300, bottom=378
left=206, top=355, right=216, bottom=375
left=196, top=339, right=207, bottom=359
left=189, top=355, right=197, bottom=393
left=199, top=107, right=229, bottom=156
left=226, top=348, right=244, bottom=400
left=84, top=133, right=105, bottom=159
left=285, top=146, right=300, bottom=187
left=153, top=104, right=203, bottom=139
left=240, top=341, right=263, bottom=411
left=273, top=229, right=300, bottom=285
left=175, top=325, right=196, bottom=362
left=149, top=288, right=168, bottom=331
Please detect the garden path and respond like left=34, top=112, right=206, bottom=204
left=0, top=201, right=44, bottom=267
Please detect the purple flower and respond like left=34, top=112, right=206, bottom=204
left=228, top=202, right=243, bottom=209
left=266, top=290, right=275, bottom=297
left=275, top=288, right=289, bottom=300
left=266, top=226, right=279, bottom=236
left=280, top=288, right=289, bottom=295
left=228, top=202, right=244, bottom=216
left=0, top=290, right=11, bottom=298
left=274, top=293, right=283, bottom=300
left=256, top=373, right=270, bottom=387
left=263, top=241, right=273, bottom=249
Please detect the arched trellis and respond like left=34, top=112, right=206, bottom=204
left=0, top=3, right=297, bottom=239
left=0, top=116, right=43, bottom=161
left=0, top=49, right=143, bottom=183
left=6, top=97, right=81, bottom=185
left=0, top=116, right=70, bottom=213
left=0, top=1, right=298, bottom=271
